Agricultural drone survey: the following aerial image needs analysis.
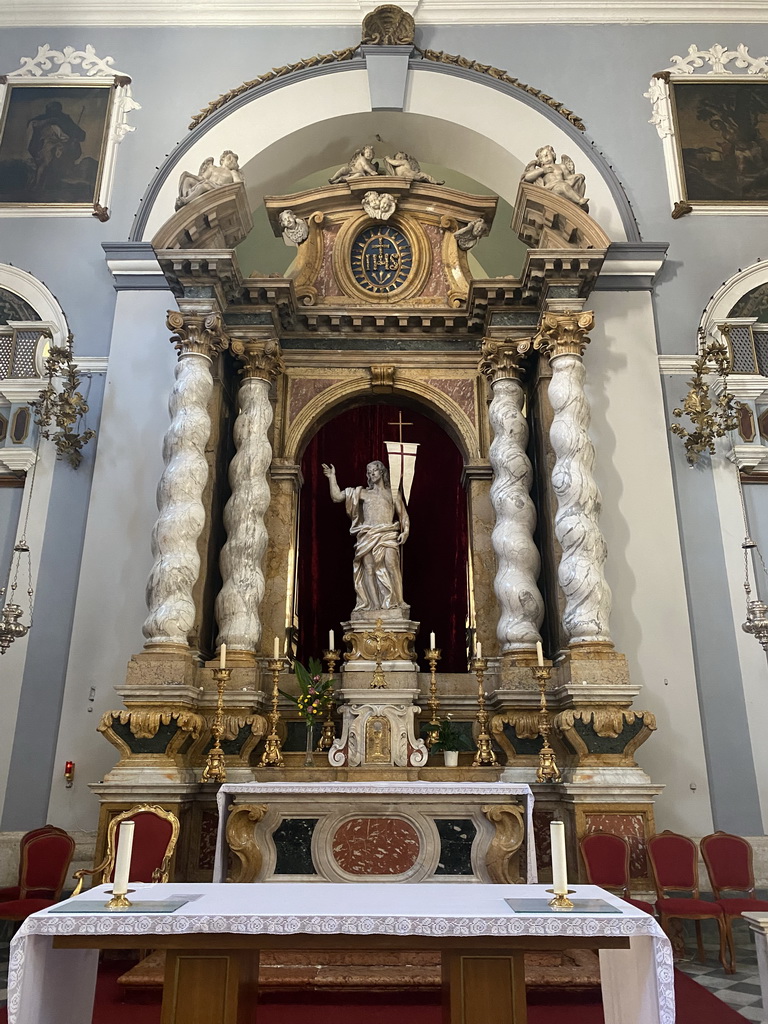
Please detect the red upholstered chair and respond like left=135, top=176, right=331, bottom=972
left=73, top=804, right=180, bottom=896
left=701, top=831, right=768, bottom=972
left=647, top=830, right=729, bottom=972
left=0, top=825, right=75, bottom=922
left=579, top=832, right=655, bottom=915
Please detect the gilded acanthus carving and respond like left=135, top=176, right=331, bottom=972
left=362, top=5, right=415, bottom=46
left=491, top=711, right=543, bottom=740
left=166, top=310, right=227, bottom=359
left=343, top=628, right=415, bottom=663
left=98, top=709, right=206, bottom=740
left=210, top=714, right=268, bottom=743
left=479, top=338, right=526, bottom=383
left=555, top=708, right=657, bottom=739
left=535, top=310, right=595, bottom=359
left=226, top=804, right=268, bottom=883
left=482, top=803, right=525, bottom=884
left=230, top=337, right=285, bottom=382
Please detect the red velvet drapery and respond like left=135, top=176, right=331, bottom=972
left=297, top=403, right=469, bottom=671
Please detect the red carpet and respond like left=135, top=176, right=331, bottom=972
left=0, top=960, right=749, bottom=1022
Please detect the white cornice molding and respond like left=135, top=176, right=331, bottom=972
left=4, top=1, right=768, bottom=26
left=658, top=355, right=696, bottom=375
left=0, top=448, right=37, bottom=474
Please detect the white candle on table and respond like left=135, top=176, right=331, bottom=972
left=112, top=820, right=135, bottom=896
left=476, top=641, right=482, bottom=659
left=220, top=643, right=226, bottom=670
left=536, top=641, right=544, bottom=667
left=273, top=637, right=280, bottom=660
left=329, top=630, right=335, bottom=651
left=550, top=820, right=568, bottom=895
left=430, top=632, right=436, bottom=649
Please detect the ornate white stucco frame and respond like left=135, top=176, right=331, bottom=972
left=645, top=43, right=768, bottom=217
left=0, top=44, right=140, bottom=220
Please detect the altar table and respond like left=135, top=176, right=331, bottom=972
left=213, top=780, right=537, bottom=883
left=8, top=882, right=674, bottom=1024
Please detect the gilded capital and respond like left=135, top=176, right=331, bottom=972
left=231, top=337, right=285, bottom=382
left=478, top=337, right=527, bottom=383
left=166, top=310, right=227, bottom=359
left=535, top=310, right=595, bottom=360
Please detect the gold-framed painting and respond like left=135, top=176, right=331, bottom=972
left=0, top=45, right=139, bottom=219
left=646, top=44, right=768, bottom=217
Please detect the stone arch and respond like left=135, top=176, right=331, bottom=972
left=0, top=264, right=69, bottom=377
left=284, top=373, right=482, bottom=470
left=133, top=57, right=638, bottom=245
left=700, top=258, right=768, bottom=343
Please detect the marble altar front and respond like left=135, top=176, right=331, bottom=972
left=213, top=781, right=535, bottom=884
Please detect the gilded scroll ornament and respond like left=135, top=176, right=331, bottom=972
left=482, top=803, right=525, bottom=884
left=361, top=5, right=415, bottom=46
left=166, top=310, right=227, bottom=359
left=226, top=803, right=268, bottom=883
left=534, top=310, right=595, bottom=360
left=670, top=337, right=739, bottom=465
left=230, top=337, right=285, bottom=382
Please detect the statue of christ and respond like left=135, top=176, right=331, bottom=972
left=322, top=460, right=409, bottom=615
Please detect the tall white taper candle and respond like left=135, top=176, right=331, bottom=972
left=536, top=640, right=544, bottom=667
left=112, top=820, right=135, bottom=896
left=273, top=636, right=280, bottom=660
left=220, top=643, right=226, bottom=670
left=329, top=630, right=335, bottom=651
left=550, top=820, right=568, bottom=895
left=430, top=632, right=436, bottom=649
left=476, top=641, right=482, bottom=659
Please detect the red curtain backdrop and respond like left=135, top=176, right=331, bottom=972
left=298, top=402, right=469, bottom=672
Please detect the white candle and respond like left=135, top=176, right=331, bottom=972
left=220, top=643, right=226, bottom=670
left=329, top=630, right=335, bottom=651
left=476, top=641, right=482, bottom=659
left=112, top=820, right=135, bottom=896
left=273, top=637, right=280, bottom=660
left=536, top=641, right=544, bottom=667
left=430, top=632, right=436, bottom=649
left=550, top=820, right=568, bottom=895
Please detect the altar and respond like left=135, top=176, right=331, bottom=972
left=213, top=781, right=536, bottom=884
left=8, top=882, right=674, bottom=1024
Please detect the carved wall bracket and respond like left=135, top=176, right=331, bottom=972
left=554, top=708, right=657, bottom=765
left=225, top=803, right=268, bottom=882
left=482, top=803, right=525, bottom=884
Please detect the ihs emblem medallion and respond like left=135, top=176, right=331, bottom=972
left=350, top=224, right=413, bottom=295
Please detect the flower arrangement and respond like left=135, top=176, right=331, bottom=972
left=281, top=657, right=334, bottom=722
left=427, top=717, right=474, bottom=753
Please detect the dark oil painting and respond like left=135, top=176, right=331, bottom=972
left=0, top=84, right=111, bottom=205
left=672, top=81, right=768, bottom=203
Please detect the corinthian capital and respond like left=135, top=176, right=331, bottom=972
left=479, top=337, right=527, bottom=383
left=535, top=310, right=595, bottom=360
left=231, top=337, right=285, bottom=382
left=166, top=310, right=227, bottom=359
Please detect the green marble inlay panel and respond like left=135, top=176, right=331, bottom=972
left=110, top=720, right=179, bottom=754
left=501, top=723, right=543, bottom=755
left=571, top=716, right=645, bottom=754
left=488, top=311, right=540, bottom=326
left=280, top=337, right=476, bottom=351
left=224, top=312, right=273, bottom=326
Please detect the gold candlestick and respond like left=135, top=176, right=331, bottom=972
left=317, top=648, right=340, bottom=751
left=104, top=891, right=133, bottom=910
left=425, top=647, right=441, bottom=747
left=260, top=657, right=285, bottom=767
left=533, top=664, right=561, bottom=783
left=202, top=666, right=231, bottom=783
left=471, top=656, right=497, bottom=767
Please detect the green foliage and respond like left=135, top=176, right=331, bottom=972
left=427, top=718, right=473, bottom=753
left=280, top=657, right=334, bottom=722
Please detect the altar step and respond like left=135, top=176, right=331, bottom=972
left=118, top=948, right=600, bottom=995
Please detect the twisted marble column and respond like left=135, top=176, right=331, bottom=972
left=537, top=310, right=613, bottom=646
left=480, top=340, right=544, bottom=652
left=215, top=338, right=284, bottom=656
left=143, top=311, right=226, bottom=650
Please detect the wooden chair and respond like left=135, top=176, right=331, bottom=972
left=0, top=825, right=75, bottom=922
left=647, top=830, right=729, bottom=971
left=579, top=831, right=655, bottom=915
left=73, top=804, right=179, bottom=895
left=701, top=830, right=768, bottom=972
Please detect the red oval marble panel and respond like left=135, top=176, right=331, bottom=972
left=332, top=817, right=420, bottom=875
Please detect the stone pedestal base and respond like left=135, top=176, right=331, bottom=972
left=329, top=688, right=428, bottom=767
left=342, top=617, right=420, bottom=672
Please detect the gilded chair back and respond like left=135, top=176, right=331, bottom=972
left=101, top=804, right=180, bottom=884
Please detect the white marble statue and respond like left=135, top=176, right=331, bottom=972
left=383, top=151, right=444, bottom=185
left=322, top=460, right=409, bottom=614
left=328, top=145, right=380, bottom=183
left=454, top=217, right=489, bottom=250
left=278, top=209, right=309, bottom=245
left=522, top=146, right=589, bottom=210
left=175, top=151, right=243, bottom=210
left=362, top=190, right=397, bottom=221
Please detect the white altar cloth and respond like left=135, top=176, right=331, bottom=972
left=213, top=780, right=537, bottom=882
left=8, top=881, right=673, bottom=1024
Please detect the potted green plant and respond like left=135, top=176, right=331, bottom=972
left=280, top=657, right=334, bottom=766
left=427, top=718, right=473, bottom=767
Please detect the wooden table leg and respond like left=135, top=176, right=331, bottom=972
left=442, top=949, right=527, bottom=1024
left=161, top=948, right=259, bottom=1024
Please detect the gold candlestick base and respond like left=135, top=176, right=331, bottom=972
left=105, top=891, right=133, bottom=909
left=202, top=666, right=231, bottom=784
left=547, top=890, right=575, bottom=910
left=471, top=656, right=497, bottom=767
left=260, top=657, right=285, bottom=768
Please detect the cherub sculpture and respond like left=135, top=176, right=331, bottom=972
left=522, top=146, right=589, bottom=211
left=362, top=190, right=397, bottom=221
left=328, top=145, right=379, bottom=184
left=278, top=209, right=309, bottom=246
left=453, top=217, right=489, bottom=251
left=175, top=151, right=243, bottom=210
left=383, top=151, right=444, bottom=185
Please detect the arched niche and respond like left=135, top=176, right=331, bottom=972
left=133, top=61, right=637, bottom=248
left=0, top=264, right=69, bottom=377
